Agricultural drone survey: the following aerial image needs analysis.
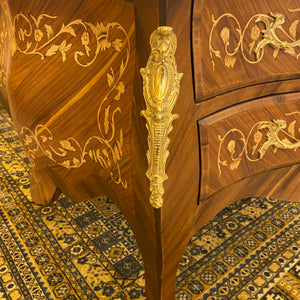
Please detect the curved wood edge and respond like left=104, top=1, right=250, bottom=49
left=194, top=164, right=300, bottom=233
left=129, top=0, right=201, bottom=298
left=198, top=93, right=300, bottom=201
left=6, top=0, right=136, bottom=220
left=192, top=0, right=300, bottom=103
left=0, top=0, right=12, bottom=112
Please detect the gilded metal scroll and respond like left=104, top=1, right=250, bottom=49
left=259, top=118, right=300, bottom=158
left=209, top=10, right=300, bottom=69
left=255, top=12, right=300, bottom=61
left=140, top=26, right=182, bottom=209
left=217, top=112, right=300, bottom=176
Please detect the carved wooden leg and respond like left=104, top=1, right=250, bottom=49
left=132, top=208, right=192, bottom=300
left=30, top=167, right=58, bottom=205
left=143, top=244, right=188, bottom=299
left=133, top=24, right=197, bottom=299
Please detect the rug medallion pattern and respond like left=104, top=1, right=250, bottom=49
left=0, top=103, right=299, bottom=299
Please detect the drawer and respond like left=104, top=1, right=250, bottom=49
left=198, top=94, right=300, bottom=202
left=193, top=0, right=300, bottom=102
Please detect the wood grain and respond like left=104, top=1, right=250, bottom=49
left=0, top=0, right=12, bottom=112
left=1, top=0, right=300, bottom=299
left=194, top=164, right=300, bottom=234
left=198, top=94, right=300, bottom=202
left=193, top=0, right=300, bottom=101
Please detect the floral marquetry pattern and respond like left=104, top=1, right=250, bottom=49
left=13, top=13, right=127, bottom=67
left=217, top=112, right=300, bottom=176
left=18, top=13, right=130, bottom=188
left=0, top=0, right=10, bottom=88
left=209, top=9, right=300, bottom=70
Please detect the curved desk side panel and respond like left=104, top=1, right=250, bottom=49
left=0, top=0, right=12, bottom=110
left=6, top=0, right=135, bottom=214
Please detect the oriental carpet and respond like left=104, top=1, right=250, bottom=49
left=0, top=103, right=299, bottom=299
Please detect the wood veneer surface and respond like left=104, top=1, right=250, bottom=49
left=1, top=0, right=300, bottom=299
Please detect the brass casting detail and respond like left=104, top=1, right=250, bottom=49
left=209, top=10, right=300, bottom=69
left=217, top=112, right=300, bottom=176
left=140, top=26, right=182, bottom=209
left=259, top=118, right=300, bottom=158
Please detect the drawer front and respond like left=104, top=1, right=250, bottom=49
left=198, top=94, right=300, bottom=201
left=193, top=0, right=300, bottom=101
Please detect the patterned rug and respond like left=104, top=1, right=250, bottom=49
left=0, top=103, right=300, bottom=300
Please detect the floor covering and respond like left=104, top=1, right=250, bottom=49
left=0, top=104, right=300, bottom=299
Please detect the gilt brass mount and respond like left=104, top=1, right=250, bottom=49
left=259, top=119, right=300, bottom=158
left=140, top=26, right=182, bottom=209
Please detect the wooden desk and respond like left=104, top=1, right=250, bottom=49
left=1, top=0, right=300, bottom=298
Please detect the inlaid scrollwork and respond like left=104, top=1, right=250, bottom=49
left=19, top=14, right=130, bottom=188
left=13, top=13, right=127, bottom=67
left=140, top=26, right=182, bottom=209
left=218, top=112, right=300, bottom=176
left=209, top=10, right=300, bottom=70
left=0, top=0, right=10, bottom=88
